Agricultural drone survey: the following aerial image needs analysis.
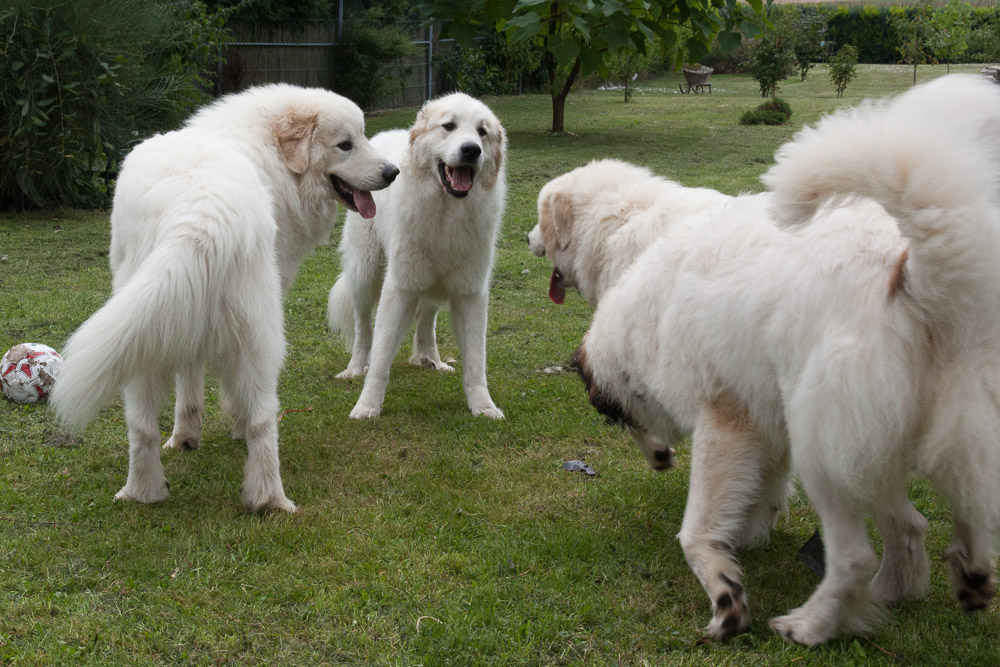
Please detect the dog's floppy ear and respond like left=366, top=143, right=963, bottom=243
left=409, top=105, right=430, bottom=147
left=480, top=121, right=507, bottom=189
left=543, top=191, right=574, bottom=251
left=275, top=112, right=319, bottom=174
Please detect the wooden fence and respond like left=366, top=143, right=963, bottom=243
left=219, top=21, right=458, bottom=110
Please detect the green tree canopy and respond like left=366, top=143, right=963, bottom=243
left=421, top=0, right=766, bottom=132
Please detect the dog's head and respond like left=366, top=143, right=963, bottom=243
left=530, top=172, right=580, bottom=305
left=273, top=90, right=399, bottom=219
left=408, top=93, right=506, bottom=198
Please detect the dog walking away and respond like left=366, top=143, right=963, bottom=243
left=577, top=75, right=1000, bottom=644
left=51, top=85, right=399, bottom=512
left=327, top=93, right=507, bottom=420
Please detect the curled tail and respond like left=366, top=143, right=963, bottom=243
left=327, top=273, right=356, bottom=348
left=763, top=75, right=1000, bottom=327
left=51, top=237, right=214, bottom=433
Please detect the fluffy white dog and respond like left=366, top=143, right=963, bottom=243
left=576, top=75, right=1000, bottom=644
left=327, top=93, right=507, bottom=419
left=51, top=85, right=399, bottom=512
left=528, top=159, right=733, bottom=307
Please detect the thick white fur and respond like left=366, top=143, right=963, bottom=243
left=328, top=93, right=507, bottom=419
left=51, top=84, right=397, bottom=512
left=579, top=75, right=1000, bottom=645
left=528, top=159, right=734, bottom=307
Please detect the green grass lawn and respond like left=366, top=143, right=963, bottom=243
left=2, top=64, right=999, bottom=664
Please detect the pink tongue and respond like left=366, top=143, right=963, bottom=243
left=354, top=190, right=376, bottom=219
left=450, top=166, right=473, bottom=192
left=549, top=268, right=565, bottom=304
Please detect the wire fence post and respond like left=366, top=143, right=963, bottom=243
left=426, top=22, right=434, bottom=101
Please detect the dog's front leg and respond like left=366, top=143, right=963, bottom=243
left=450, top=292, right=503, bottom=419
left=350, top=285, right=417, bottom=419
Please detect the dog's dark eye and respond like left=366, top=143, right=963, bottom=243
left=442, top=122, right=456, bottom=132
left=477, top=127, right=487, bottom=137
left=338, top=141, right=353, bottom=151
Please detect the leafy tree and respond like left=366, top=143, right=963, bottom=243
left=420, top=0, right=767, bottom=133
left=828, top=43, right=858, bottom=98
left=745, top=12, right=796, bottom=98
left=928, top=0, right=973, bottom=73
left=892, top=0, right=935, bottom=84
left=789, top=7, right=827, bottom=82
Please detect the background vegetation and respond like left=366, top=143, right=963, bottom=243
left=2, top=64, right=999, bottom=664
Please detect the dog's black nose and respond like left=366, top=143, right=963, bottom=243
left=460, top=143, right=481, bottom=162
left=382, top=163, right=400, bottom=183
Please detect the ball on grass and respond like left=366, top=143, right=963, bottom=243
left=1, top=342, right=63, bottom=404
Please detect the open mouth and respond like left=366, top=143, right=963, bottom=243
left=438, top=161, right=474, bottom=198
left=549, top=268, right=565, bottom=304
left=330, top=174, right=377, bottom=219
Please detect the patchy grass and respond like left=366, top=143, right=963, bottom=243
left=1, top=64, right=997, bottom=664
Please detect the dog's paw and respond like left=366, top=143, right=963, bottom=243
left=706, top=574, right=750, bottom=639
left=474, top=405, right=505, bottom=420
left=163, top=432, right=200, bottom=451
left=410, top=355, right=454, bottom=372
left=242, top=491, right=297, bottom=514
left=769, top=607, right=837, bottom=647
left=336, top=365, right=368, bottom=380
left=350, top=403, right=381, bottom=420
left=114, top=480, right=170, bottom=505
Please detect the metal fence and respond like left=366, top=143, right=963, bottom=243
left=220, top=20, right=458, bottom=110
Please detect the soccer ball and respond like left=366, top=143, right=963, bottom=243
left=1, top=342, right=63, bottom=404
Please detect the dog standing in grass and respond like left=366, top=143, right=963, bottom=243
left=328, top=93, right=507, bottom=420
left=51, top=85, right=399, bottom=512
left=575, top=75, right=1000, bottom=644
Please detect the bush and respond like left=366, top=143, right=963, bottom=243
left=829, top=44, right=859, bottom=98
left=1, top=0, right=233, bottom=209
left=739, top=107, right=789, bottom=126
left=739, top=98, right=791, bottom=125
left=333, top=7, right=412, bottom=111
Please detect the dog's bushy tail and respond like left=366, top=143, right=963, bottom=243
left=763, top=75, right=1000, bottom=328
left=51, top=227, right=220, bottom=433
left=327, top=274, right=356, bottom=348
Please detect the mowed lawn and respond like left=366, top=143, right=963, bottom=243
left=2, top=64, right=998, bottom=664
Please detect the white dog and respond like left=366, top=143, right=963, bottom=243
left=51, top=85, right=399, bottom=512
left=528, top=159, right=733, bottom=307
left=327, top=93, right=507, bottom=419
left=576, top=75, right=1000, bottom=644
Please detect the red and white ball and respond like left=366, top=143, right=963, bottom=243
left=1, top=343, right=63, bottom=404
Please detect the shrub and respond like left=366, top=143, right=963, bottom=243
left=739, top=107, right=789, bottom=126
left=829, top=44, right=858, bottom=98
left=739, top=98, right=791, bottom=126
left=745, top=29, right=795, bottom=98
left=1, top=0, right=233, bottom=209
left=333, top=7, right=412, bottom=110
left=435, top=32, right=545, bottom=97
left=789, top=7, right=828, bottom=81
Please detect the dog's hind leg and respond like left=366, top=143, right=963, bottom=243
left=770, top=468, right=883, bottom=646
left=944, top=519, right=997, bottom=612
left=409, top=302, right=454, bottom=371
left=678, top=393, right=769, bottom=640
left=164, top=361, right=206, bottom=451
left=335, top=218, right=384, bottom=379
left=116, top=373, right=172, bottom=504
left=871, top=498, right=930, bottom=604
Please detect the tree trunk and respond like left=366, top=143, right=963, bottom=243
left=548, top=58, right=581, bottom=133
